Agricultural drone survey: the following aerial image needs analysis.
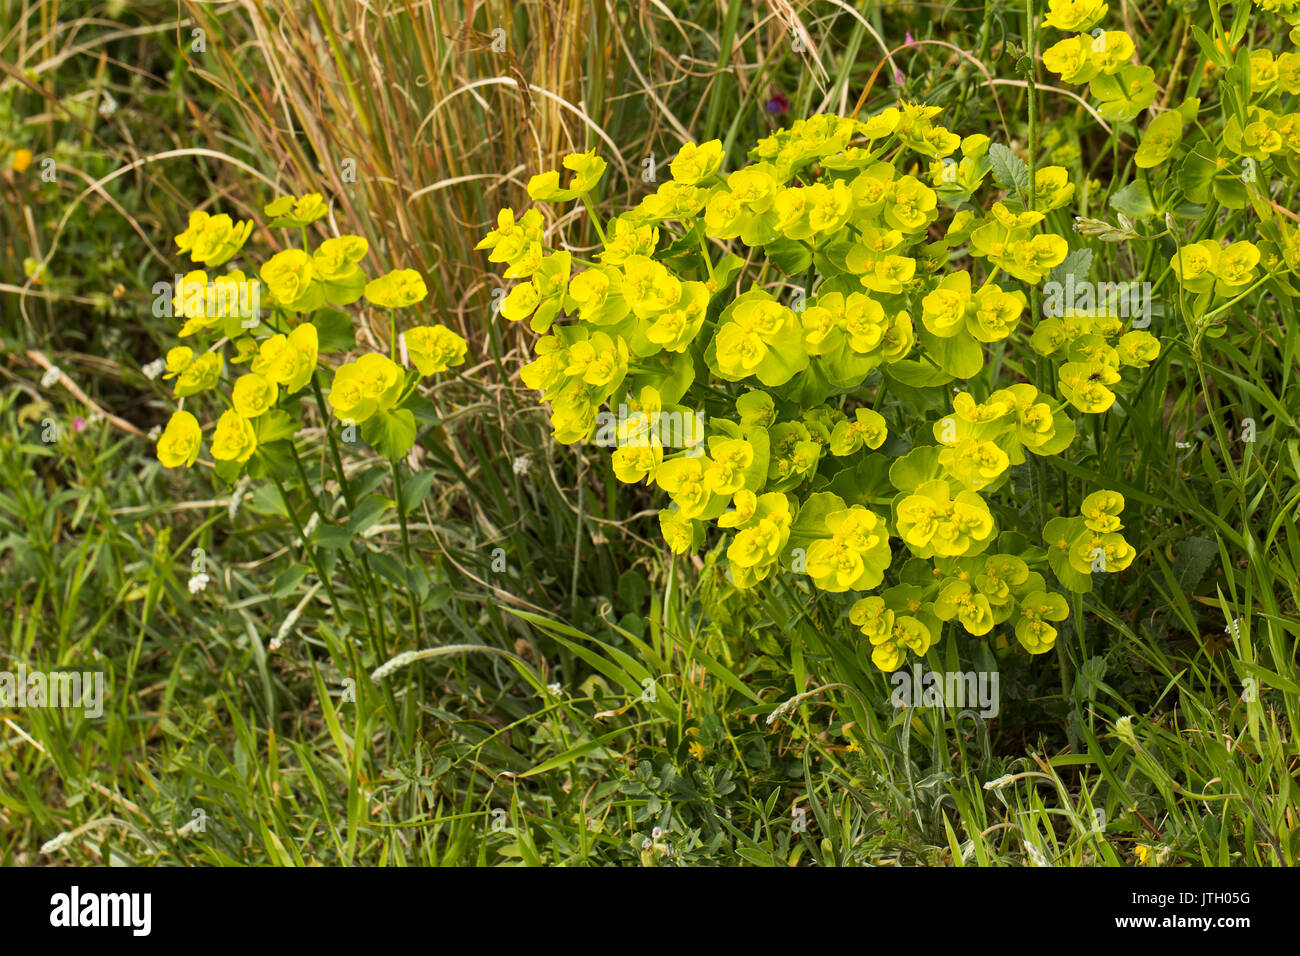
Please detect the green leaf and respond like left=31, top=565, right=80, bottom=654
left=254, top=409, right=301, bottom=444
left=312, top=524, right=352, bottom=549
left=787, top=491, right=846, bottom=556
left=1177, top=143, right=1218, bottom=203
left=400, top=470, right=438, bottom=515
left=313, top=308, right=357, bottom=353
left=888, top=445, right=943, bottom=494
left=1213, top=174, right=1248, bottom=209
left=1134, top=110, right=1183, bottom=169
left=213, top=456, right=245, bottom=485
left=918, top=326, right=984, bottom=378
left=272, top=564, right=310, bottom=598
left=349, top=493, right=392, bottom=536
left=987, top=142, right=1029, bottom=199
left=764, top=238, right=813, bottom=275
left=405, top=395, right=441, bottom=425
left=1173, top=536, right=1218, bottom=594
left=1048, top=247, right=1093, bottom=287
left=1109, top=180, right=1158, bottom=220
left=360, top=407, right=417, bottom=460
left=249, top=440, right=296, bottom=481
left=369, top=552, right=409, bottom=591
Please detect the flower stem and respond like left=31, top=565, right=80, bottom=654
left=391, top=456, right=423, bottom=646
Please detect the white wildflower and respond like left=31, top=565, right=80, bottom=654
left=40, top=366, right=62, bottom=388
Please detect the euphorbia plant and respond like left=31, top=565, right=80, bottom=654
left=155, top=193, right=467, bottom=650
left=484, top=105, right=1149, bottom=674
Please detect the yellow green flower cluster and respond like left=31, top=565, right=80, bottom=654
left=1171, top=240, right=1261, bottom=298
left=1043, top=490, right=1136, bottom=600
left=155, top=192, right=467, bottom=473
left=484, top=108, right=1134, bottom=671
left=1029, top=306, right=1160, bottom=413
left=1040, top=4, right=1155, bottom=123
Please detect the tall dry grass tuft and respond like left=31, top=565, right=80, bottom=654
left=182, top=0, right=664, bottom=351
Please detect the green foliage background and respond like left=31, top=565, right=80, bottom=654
left=0, top=0, right=1296, bottom=866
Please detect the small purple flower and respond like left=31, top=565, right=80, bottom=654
left=905, top=32, right=915, bottom=46
left=72, top=417, right=87, bottom=433
left=766, top=91, right=790, bottom=115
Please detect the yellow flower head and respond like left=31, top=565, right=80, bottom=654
left=231, top=372, right=277, bottom=419
left=261, top=249, right=323, bottom=313
left=174, top=351, right=223, bottom=398
left=175, top=211, right=254, bottom=267
left=364, top=268, right=428, bottom=309
left=670, top=140, right=725, bottom=185
left=404, top=324, right=468, bottom=376
left=210, top=409, right=258, bottom=464
left=264, top=193, right=327, bottom=227
left=156, top=410, right=202, bottom=468
left=1042, top=0, right=1108, bottom=32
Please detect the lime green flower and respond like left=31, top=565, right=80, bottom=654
left=528, top=150, right=608, bottom=201
left=1090, top=31, right=1136, bottom=75
left=724, top=492, right=793, bottom=588
left=364, top=268, right=428, bottom=309
left=404, top=324, right=467, bottom=376
left=895, top=479, right=995, bottom=558
left=261, top=249, right=323, bottom=313
left=938, top=438, right=1010, bottom=491
left=156, top=410, right=202, bottom=468
left=1043, top=0, right=1108, bottom=32
left=1068, top=528, right=1136, bottom=574
left=174, top=351, right=222, bottom=397
left=312, top=235, right=369, bottom=305
left=659, top=507, right=702, bottom=554
left=829, top=407, right=887, bottom=456
left=1212, top=241, right=1260, bottom=296
left=210, top=409, right=258, bottom=464
left=1059, top=360, right=1120, bottom=413
left=669, top=140, right=725, bottom=185
left=1278, top=51, right=1300, bottom=93
left=231, top=372, right=276, bottom=418
left=1089, top=65, right=1157, bottom=122
left=806, top=505, right=892, bottom=592
left=921, top=270, right=971, bottom=337
left=1172, top=240, right=1220, bottom=294
left=175, top=211, right=254, bottom=267
left=736, top=391, right=775, bottom=428
left=1043, top=36, right=1099, bottom=84
left=264, top=193, right=327, bottom=227
left=656, top=456, right=714, bottom=519
left=1116, top=330, right=1160, bottom=367
left=703, top=438, right=755, bottom=496
left=476, top=208, right=545, bottom=264
left=251, top=323, right=318, bottom=395
left=164, top=346, right=194, bottom=379
left=1034, top=167, right=1076, bottom=211
left=933, top=579, right=995, bottom=635
left=1080, top=489, right=1125, bottom=533
left=599, top=217, right=660, bottom=265
left=1015, top=590, right=1069, bottom=653
left=328, top=352, right=404, bottom=424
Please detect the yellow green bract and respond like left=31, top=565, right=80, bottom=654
left=155, top=193, right=468, bottom=474
left=484, top=112, right=1145, bottom=671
